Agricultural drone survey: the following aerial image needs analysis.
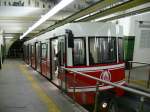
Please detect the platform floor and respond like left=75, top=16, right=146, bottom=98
left=0, top=59, right=86, bottom=112
left=1, top=59, right=150, bottom=112
left=125, top=66, right=150, bottom=92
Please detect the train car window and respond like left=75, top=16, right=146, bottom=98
left=23, top=45, right=27, bottom=60
left=27, top=45, right=29, bottom=62
left=89, top=37, right=116, bottom=64
left=41, top=43, right=47, bottom=59
left=58, top=37, right=66, bottom=66
left=118, top=38, right=124, bottom=62
left=31, top=45, right=34, bottom=56
left=47, top=42, right=50, bottom=60
left=73, top=38, right=86, bottom=66
left=29, top=45, right=32, bottom=59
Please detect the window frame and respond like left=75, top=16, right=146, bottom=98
left=72, top=37, right=87, bottom=66
left=88, top=36, right=117, bottom=65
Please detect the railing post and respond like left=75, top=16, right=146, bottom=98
left=147, top=67, right=150, bottom=88
left=64, top=69, right=67, bottom=93
left=60, top=68, right=63, bottom=93
left=60, top=68, right=67, bottom=93
left=128, top=61, right=132, bottom=83
left=73, top=73, right=76, bottom=102
left=138, top=96, right=145, bottom=112
left=93, top=81, right=100, bottom=112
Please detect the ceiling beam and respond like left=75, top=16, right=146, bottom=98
left=36, top=0, right=121, bottom=36
left=99, top=6, right=150, bottom=22
left=78, top=0, right=150, bottom=22
left=0, top=17, right=57, bottom=22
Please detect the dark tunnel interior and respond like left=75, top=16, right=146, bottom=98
left=7, top=40, right=24, bottom=58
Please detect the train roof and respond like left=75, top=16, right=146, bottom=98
left=55, top=22, right=123, bottom=37
left=24, top=22, right=123, bottom=44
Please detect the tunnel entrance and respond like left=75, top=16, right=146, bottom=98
left=7, top=40, right=24, bottom=58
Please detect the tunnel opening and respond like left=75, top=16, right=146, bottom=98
left=7, top=40, right=24, bottom=58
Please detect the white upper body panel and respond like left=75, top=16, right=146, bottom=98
left=54, top=22, right=123, bottom=37
left=24, top=22, right=123, bottom=45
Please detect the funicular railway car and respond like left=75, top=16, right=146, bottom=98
left=24, top=22, right=126, bottom=111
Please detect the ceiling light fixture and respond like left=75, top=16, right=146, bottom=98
left=20, top=0, right=74, bottom=39
left=5, top=37, right=14, bottom=39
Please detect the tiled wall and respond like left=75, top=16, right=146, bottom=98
left=0, top=0, right=55, bottom=9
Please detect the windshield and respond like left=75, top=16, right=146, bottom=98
left=89, top=37, right=116, bottom=64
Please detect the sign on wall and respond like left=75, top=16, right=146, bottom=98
left=140, top=29, right=150, bottom=48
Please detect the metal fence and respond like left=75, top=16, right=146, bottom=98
left=59, top=66, right=150, bottom=112
left=127, top=61, right=150, bottom=89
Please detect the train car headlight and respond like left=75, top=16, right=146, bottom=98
left=102, top=102, right=108, bottom=108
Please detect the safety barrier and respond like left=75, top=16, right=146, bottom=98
left=60, top=67, right=150, bottom=112
left=127, top=61, right=150, bottom=89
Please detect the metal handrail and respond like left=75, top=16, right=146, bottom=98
left=127, top=61, right=150, bottom=88
left=128, top=61, right=150, bottom=66
left=62, top=67, right=150, bottom=98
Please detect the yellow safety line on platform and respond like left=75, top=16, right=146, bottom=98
left=19, top=65, right=60, bottom=112
left=130, top=80, right=147, bottom=87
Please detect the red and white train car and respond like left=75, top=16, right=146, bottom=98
left=24, top=22, right=125, bottom=107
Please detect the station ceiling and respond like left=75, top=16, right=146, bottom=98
left=0, top=0, right=149, bottom=39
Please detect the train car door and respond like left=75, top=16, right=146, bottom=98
left=29, top=44, right=32, bottom=65
left=40, top=40, right=50, bottom=79
left=50, top=36, right=66, bottom=86
left=24, top=45, right=29, bottom=64
left=47, top=41, right=50, bottom=79
left=31, top=45, right=36, bottom=68
left=35, top=42, right=41, bottom=71
left=41, top=43, right=48, bottom=76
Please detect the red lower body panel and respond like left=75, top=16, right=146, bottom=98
left=41, top=60, right=50, bottom=78
left=60, top=64, right=125, bottom=105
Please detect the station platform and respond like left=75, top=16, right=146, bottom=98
left=0, top=59, right=87, bottom=112
left=125, top=65, right=150, bottom=92
left=1, top=59, right=150, bottom=112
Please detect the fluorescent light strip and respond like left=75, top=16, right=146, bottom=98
left=20, top=0, right=74, bottom=39
left=5, top=37, right=14, bottom=39
left=75, top=0, right=130, bottom=22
